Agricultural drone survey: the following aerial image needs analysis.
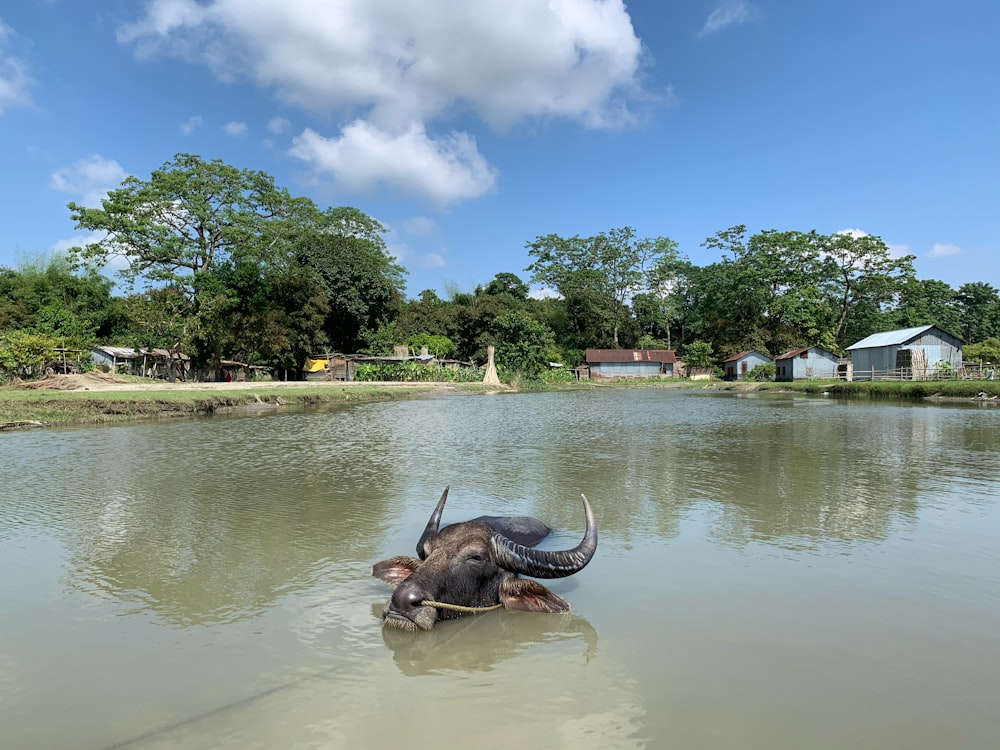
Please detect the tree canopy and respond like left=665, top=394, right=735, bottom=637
left=1, top=153, right=996, bottom=383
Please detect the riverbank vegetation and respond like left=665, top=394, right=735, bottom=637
left=754, top=379, right=1000, bottom=400
left=2, top=153, right=999, bottom=386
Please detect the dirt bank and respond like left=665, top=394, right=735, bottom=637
left=13, top=371, right=436, bottom=392
left=1, top=373, right=490, bottom=429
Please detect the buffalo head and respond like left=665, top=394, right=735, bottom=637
left=372, top=487, right=598, bottom=631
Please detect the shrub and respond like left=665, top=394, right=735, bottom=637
left=0, top=330, right=58, bottom=379
left=746, top=362, right=776, bottom=381
left=353, top=362, right=481, bottom=382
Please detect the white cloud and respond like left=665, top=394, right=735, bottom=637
left=50, top=155, right=129, bottom=207
left=928, top=242, right=960, bottom=257
left=50, top=232, right=105, bottom=255
left=697, top=1, right=755, bottom=38
left=0, top=20, right=33, bottom=114
left=50, top=232, right=132, bottom=276
left=835, top=227, right=869, bottom=238
left=180, top=114, right=202, bottom=133
left=402, top=216, right=437, bottom=236
left=224, top=120, right=247, bottom=135
left=117, top=1, right=646, bottom=204
left=118, top=0, right=643, bottom=129
left=290, top=121, right=498, bottom=206
left=267, top=116, right=290, bottom=134
left=417, top=252, right=445, bottom=269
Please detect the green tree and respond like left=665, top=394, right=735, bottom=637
left=964, top=338, right=1000, bottom=365
left=680, top=340, right=716, bottom=368
left=695, top=227, right=831, bottom=356
left=526, top=227, right=676, bottom=347
left=819, top=232, right=915, bottom=346
left=491, top=310, right=557, bottom=378
left=121, top=287, right=196, bottom=360
left=890, top=278, right=961, bottom=334
left=399, top=289, right=454, bottom=340
left=293, top=209, right=406, bottom=352
left=447, top=274, right=534, bottom=362
left=360, top=320, right=404, bottom=356
left=955, top=282, right=1000, bottom=343
left=632, top=239, right=683, bottom=348
left=68, top=153, right=304, bottom=291
left=0, top=255, right=125, bottom=349
left=67, top=154, right=404, bottom=370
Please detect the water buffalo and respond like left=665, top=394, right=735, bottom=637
left=372, top=487, right=598, bottom=631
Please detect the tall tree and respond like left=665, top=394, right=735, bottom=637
left=67, top=154, right=403, bottom=368
left=398, top=290, right=454, bottom=340
left=526, top=227, right=676, bottom=347
left=955, top=282, right=1000, bottom=343
left=633, top=239, right=683, bottom=348
left=68, top=153, right=302, bottom=292
left=819, top=232, right=915, bottom=346
left=448, top=274, right=533, bottom=362
left=294, top=208, right=406, bottom=353
left=891, top=278, right=961, bottom=334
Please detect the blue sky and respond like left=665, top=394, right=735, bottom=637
left=1, top=1, right=997, bottom=299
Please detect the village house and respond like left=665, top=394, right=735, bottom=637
left=846, top=325, right=962, bottom=380
left=774, top=346, right=840, bottom=381
left=723, top=350, right=772, bottom=381
left=584, top=349, right=678, bottom=379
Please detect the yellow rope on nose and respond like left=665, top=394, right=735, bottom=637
left=420, top=599, right=503, bottom=613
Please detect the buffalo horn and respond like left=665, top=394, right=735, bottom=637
left=490, top=495, right=597, bottom=578
left=416, top=486, right=449, bottom=560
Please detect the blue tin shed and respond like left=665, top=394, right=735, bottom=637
left=846, top=325, right=962, bottom=380
left=585, top=349, right=677, bottom=379
left=723, top=350, right=772, bottom=380
left=774, top=346, right=840, bottom=381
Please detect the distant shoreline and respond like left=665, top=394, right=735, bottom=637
left=2, top=374, right=997, bottom=431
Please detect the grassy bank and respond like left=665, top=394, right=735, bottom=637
left=0, top=382, right=505, bottom=429
left=750, top=379, right=1000, bottom=400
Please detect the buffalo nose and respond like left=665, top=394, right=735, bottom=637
left=392, top=581, right=426, bottom=611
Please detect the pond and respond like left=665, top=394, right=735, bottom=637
left=1, top=388, right=998, bottom=749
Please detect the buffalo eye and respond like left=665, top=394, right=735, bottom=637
left=465, top=553, right=486, bottom=565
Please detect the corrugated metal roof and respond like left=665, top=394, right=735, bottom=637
left=585, top=349, right=676, bottom=364
left=722, top=350, right=769, bottom=363
left=94, top=346, right=138, bottom=358
left=93, top=345, right=190, bottom=360
left=775, top=346, right=838, bottom=360
left=846, top=325, right=934, bottom=350
left=775, top=347, right=810, bottom=360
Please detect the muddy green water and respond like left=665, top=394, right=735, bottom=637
left=1, top=389, right=998, bottom=749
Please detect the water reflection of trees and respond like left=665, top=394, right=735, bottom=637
left=59, top=413, right=408, bottom=626
left=461, top=392, right=1000, bottom=553
left=9, top=392, right=1000, bottom=625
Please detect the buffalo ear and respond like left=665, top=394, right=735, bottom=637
left=500, top=576, right=570, bottom=613
left=372, top=555, right=421, bottom=587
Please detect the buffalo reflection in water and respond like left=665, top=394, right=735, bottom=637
left=372, top=602, right=599, bottom=676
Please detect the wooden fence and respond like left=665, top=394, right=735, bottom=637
left=846, top=365, right=994, bottom=382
